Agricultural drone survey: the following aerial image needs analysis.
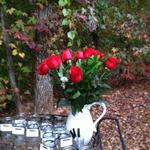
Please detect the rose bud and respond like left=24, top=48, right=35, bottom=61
left=62, top=49, right=73, bottom=61
left=76, top=50, right=84, bottom=60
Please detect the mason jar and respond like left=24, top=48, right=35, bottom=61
left=42, top=136, right=57, bottom=150
left=57, top=130, right=75, bottom=150
left=80, top=143, right=94, bottom=150
left=42, top=129, right=53, bottom=143
left=75, top=136, right=84, bottom=150
left=1, top=116, right=13, bottom=143
left=12, top=113, right=26, bottom=149
left=26, top=114, right=41, bottom=149
left=40, top=115, right=53, bottom=139
left=53, top=116, right=66, bottom=138
left=53, top=115, right=66, bottom=126
left=53, top=123, right=66, bottom=139
left=60, top=145, right=77, bottom=150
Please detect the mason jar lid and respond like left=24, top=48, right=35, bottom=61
left=61, top=145, right=76, bottom=150
left=27, top=120, right=39, bottom=129
left=43, top=138, right=56, bottom=148
left=42, top=131, right=53, bottom=139
left=4, top=116, right=12, bottom=121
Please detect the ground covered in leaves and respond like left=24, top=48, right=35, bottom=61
left=92, top=79, right=150, bottom=150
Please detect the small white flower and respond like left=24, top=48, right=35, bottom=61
left=67, top=60, right=72, bottom=65
left=61, top=83, right=66, bottom=89
left=60, top=76, right=68, bottom=83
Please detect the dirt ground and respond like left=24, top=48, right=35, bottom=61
left=94, top=79, right=150, bottom=150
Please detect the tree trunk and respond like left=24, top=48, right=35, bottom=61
left=0, top=7, right=22, bottom=114
left=34, top=4, right=53, bottom=114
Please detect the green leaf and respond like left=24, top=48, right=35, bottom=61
left=77, top=39, right=81, bottom=47
left=6, top=8, right=15, bottom=15
left=27, top=16, right=37, bottom=25
left=15, top=20, right=25, bottom=30
left=58, top=0, right=70, bottom=7
left=72, top=91, right=80, bottom=99
left=21, top=66, right=31, bottom=73
left=67, top=30, right=76, bottom=40
left=62, top=18, right=69, bottom=26
left=67, top=41, right=73, bottom=47
left=62, top=8, right=71, bottom=16
left=7, top=94, right=12, bottom=100
left=58, top=0, right=65, bottom=6
left=100, top=83, right=111, bottom=89
left=58, top=64, right=64, bottom=77
left=66, top=88, right=73, bottom=93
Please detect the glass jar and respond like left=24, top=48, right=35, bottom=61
left=75, top=136, right=84, bottom=150
left=1, top=116, right=13, bottom=142
left=81, top=143, right=94, bottom=150
left=53, top=115, right=66, bottom=139
left=26, top=114, right=41, bottom=149
left=42, top=130, right=53, bottom=143
left=53, top=115, right=66, bottom=126
left=60, top=145, right=77, bottom=150
left=57, top=130, right=75, bottom=149
left=40, top=115, right=53, bottom=139
left=53, top=123, right=66, bottom=139
left=12, top=113, right=26, bottom=146
left=42, top=137, right=57, bottom=150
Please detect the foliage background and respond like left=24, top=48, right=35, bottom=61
left=0, top=0, right=150, bottom=114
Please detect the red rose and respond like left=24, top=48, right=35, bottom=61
left=94, top=50, right=104, bottom=60
left=37, top=63, right=49, bottom=75
left=46, top=54, right=61, bottom=69
left=62, top=49, right=73, bottom=61
left=69, top=66, right=83, bottom=84
left=83, top=48, right=95, bottom=59
left=76, top=50, right=84, bottom=60
left=105, top=56, right=119, bottom=69
left=108, top=56, right=119, bottom=64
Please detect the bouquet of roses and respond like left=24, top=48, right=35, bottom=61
left=37, top=48, right=119, bottom=114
